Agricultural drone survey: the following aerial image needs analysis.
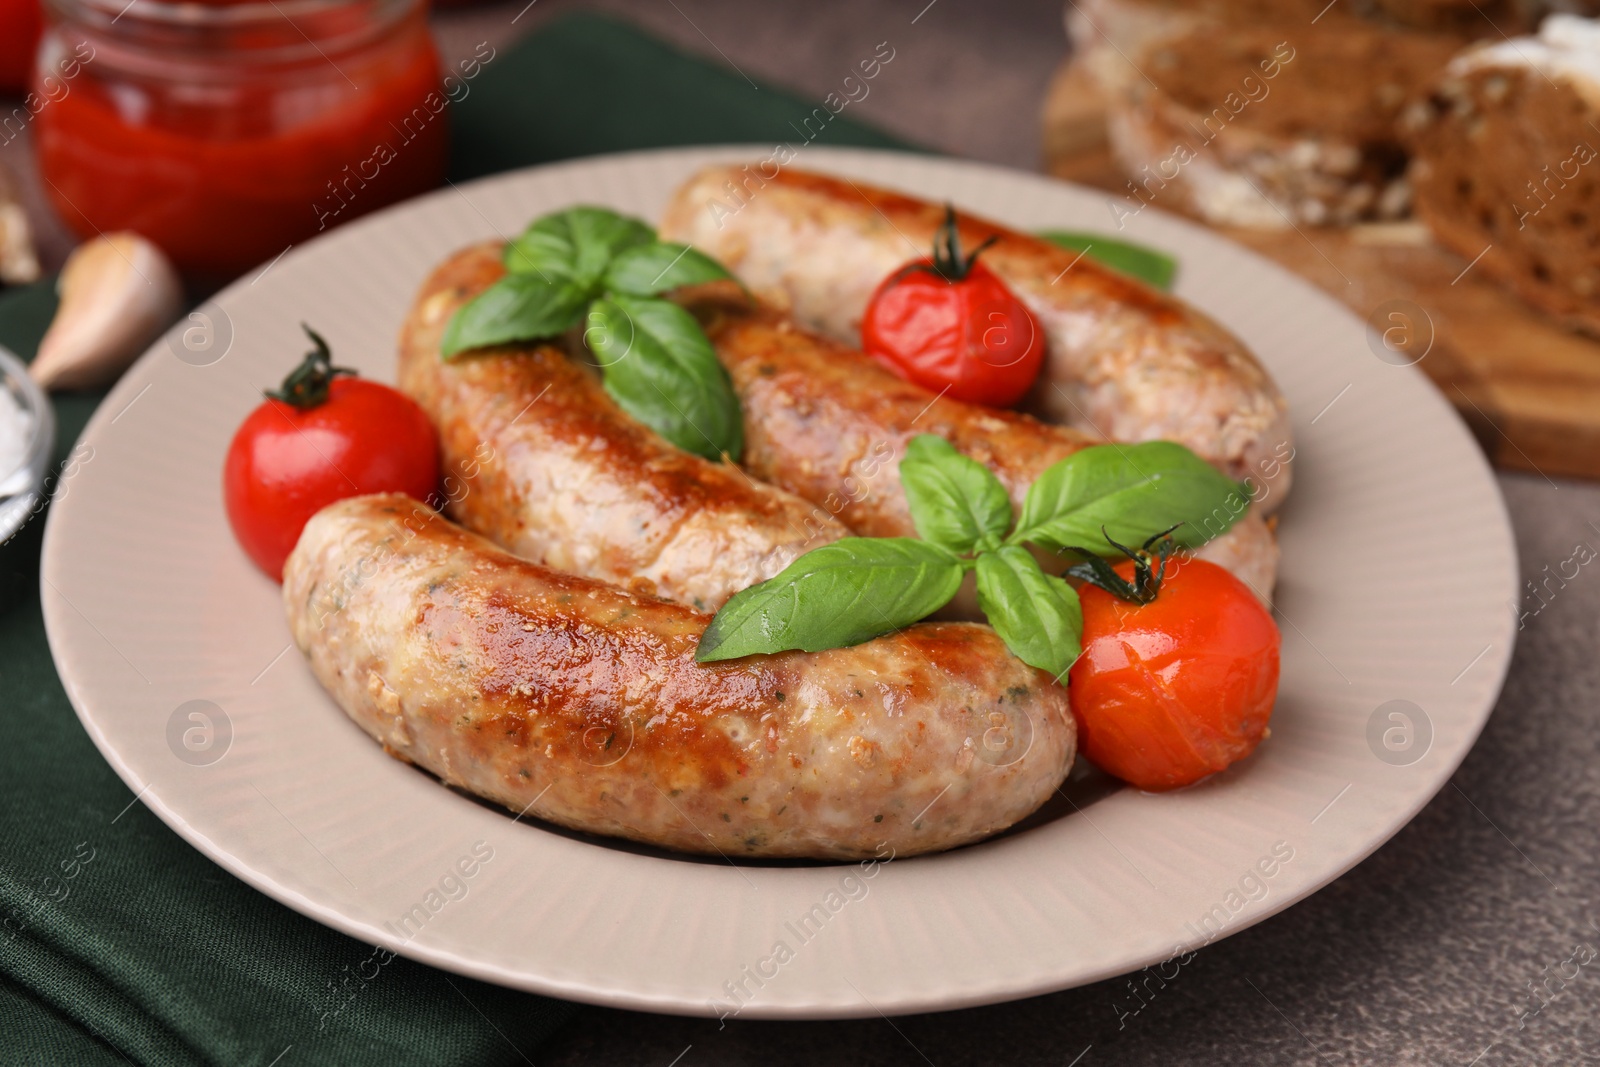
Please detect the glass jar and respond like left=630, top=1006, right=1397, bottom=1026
left=34, top=0, right=448, bottom=275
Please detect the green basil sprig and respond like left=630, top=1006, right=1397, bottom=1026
left=898, top=434, right=1012, bottom=555
left=442, top=206, right=741, bottom=461
left=604, top=242, right=735, bottom=296
left=440, top=276, right=589, bottom=356
left=696, top=434, right=1247, bottom=679
left=585, top=296, right=744, bottom=460
left=975, top=545, right=1084, bottom=680
left=1011, top=440, right=1240, bottom=554
left=699, top=538, right=964, bottom=656
left=1037, top=231, right=1178, bottom=291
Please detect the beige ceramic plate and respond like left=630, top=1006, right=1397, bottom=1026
left=41, top=147, right=1516, bottom=1018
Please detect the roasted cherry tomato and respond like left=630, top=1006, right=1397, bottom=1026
left=1066, top=537, right=1280, bottom=791
left=224, top=326, right=439, bottom=581
left=861, top=208, right=1045, bottom=408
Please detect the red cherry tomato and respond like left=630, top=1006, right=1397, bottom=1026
left=224, top=328, right=439, bottom=581
left=862, top=209, right=1044, bottom=408
left=1068, top=555, right=1281, bottom=791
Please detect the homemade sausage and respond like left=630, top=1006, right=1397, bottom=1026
left=397, top=243, right=846, bottom=611
left=685, top=290, right=1280, bottom=597
left=283, top=495, right=1077, bottom=860
left=661, top=166, right=1294, bottom=510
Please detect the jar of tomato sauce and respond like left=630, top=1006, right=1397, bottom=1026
left=34, top=0, right=448, bottom=275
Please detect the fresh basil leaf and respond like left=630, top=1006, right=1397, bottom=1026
left=1037, top=231, right=1177, bottom=291
left=604, top=241, right=733, bottom=296
left=568, top=208, right=655, bottom=283
left=975, top=545, right=1083, bottom=680
left=502, top=225, right=578, bottom=281
left=440, top=274, right=589, bottom=359
left=696, top=538, right=964, bottom=662
left=504, top=206, right=655, bottom=286
left=1011, top=441, right=1246, bottom=553
left=585, top=295, right=743, bottom=460
left=899, top=434, right=1012, bottom=554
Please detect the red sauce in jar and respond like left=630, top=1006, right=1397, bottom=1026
left=35, top=0, right=448, bottom=275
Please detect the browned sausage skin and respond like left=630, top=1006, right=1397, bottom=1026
left=284, top=495, right=1077, bottom=860
left=685, top=287, right=1100, bottom=539
left=397, top=244, right=846, bottom=611
left=683, top=288, right=1280, bottom=597
left=661, top=166, right=1294, bottom=512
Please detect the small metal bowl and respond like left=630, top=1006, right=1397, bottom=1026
left=0, top=345, right=56, bottom=545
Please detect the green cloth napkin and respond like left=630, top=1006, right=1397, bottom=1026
left=0, top=12, right=909, bottom=1065
left=448, top=11, right=909, bottom=180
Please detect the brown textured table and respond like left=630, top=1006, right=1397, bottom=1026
left=14, top=2, right=1598, bottom=1064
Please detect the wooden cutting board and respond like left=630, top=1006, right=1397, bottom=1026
left=1041, top=58, right=1600, bottom=481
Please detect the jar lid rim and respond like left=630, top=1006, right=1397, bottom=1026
left=48, top=0, right=413, bottom=32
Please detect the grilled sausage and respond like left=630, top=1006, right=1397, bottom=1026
left=685, top=290, right=1280, bottom=597
left=284, top=495, right=1077, bottom=860
left=661, top=166, right=1294, bottom=511
left=396, top=243, right=846, bottom=611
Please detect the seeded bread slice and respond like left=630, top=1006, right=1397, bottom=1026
left=1404, top=14, right=1600, bottom=335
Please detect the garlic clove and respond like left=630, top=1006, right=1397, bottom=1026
left=0, top=163, right=40, bottom=286
left=30, top=232, right=184, bottom=392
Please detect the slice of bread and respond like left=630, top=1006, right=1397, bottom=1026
left=1370, top=0, right=1540, bottom=33
left=1067, top=0, right=1595, bottom=54
left=1066, top=0, right=1328, bottom=101
left=1404, top=14, right=1600, bottom=334
left=1101, top=22, right=1462, bottom=228
left=1375, top=0, right=1600, bottom=33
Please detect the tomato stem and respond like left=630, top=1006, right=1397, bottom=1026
left=894, top=205, right=999, bottom=285
left=265, top=324, right=358, bottom=409
left=1062, top=525, right=1183, bottom=605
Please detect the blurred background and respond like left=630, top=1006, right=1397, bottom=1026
left=5, top=0, right=1598, bottom=470
left=0, top=0, right=1068, bottom=274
